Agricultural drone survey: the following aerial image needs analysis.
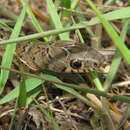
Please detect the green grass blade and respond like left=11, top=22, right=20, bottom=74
left=61, top=0, right=71, bottom=18
left=103, top=51, right=121, bottom=91
left=20, top=0, right=48, bottom=41
left=40, top=75, right=92, bottom=106
left=0, top=21, right=9, bottom=27
left=0, top=76, right=44, bottom=105
left=26, top=85, right=43, bottom=105
left=1, top=6, right=130, bottom=45
left=1, top=5, right=130, bottom=45
left=40, top=74, right=92, bottom=106
left=16, top=0, right=48, bottom=106
left=1, top=69, right=130, bottom=104
left=103, top=19, right=129, bottom=91
left=21, top=0, right=42, bottom=32
left=47, top=0, right=69, bottom=40
left=71, top=0, right=80, bottom=9
left=56, top=84, right=92, bottom=106
left=17, top=77, right=27, bottom=107
left=85, top=0, right=130, bottom=65
left=89, top=72, right=104, bottom=91
left=89, top=7, right=130, bottom=25
left=0, top=6, right=27, bottom=94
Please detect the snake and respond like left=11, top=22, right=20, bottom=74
left=16, top=40, right=110, bottom=73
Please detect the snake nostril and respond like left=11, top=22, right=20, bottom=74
left=94, top=62, right=98, bottom=67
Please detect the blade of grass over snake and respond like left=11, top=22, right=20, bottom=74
left=85, top=0, right=130, bottom=65
left=47, top=0, right=84, bottom=100
left=1, top=66, right=130, bottom=104
left=0, top=6, right=26, bottom=94
left=47, top=0, right=69, bottom=40
left=20, top=0, right=70, bottom=107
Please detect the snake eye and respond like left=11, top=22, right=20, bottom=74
left=70, top=59, right=82, bottom=69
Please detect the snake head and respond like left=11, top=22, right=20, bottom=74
left=66, top=48, right=108, bottom=73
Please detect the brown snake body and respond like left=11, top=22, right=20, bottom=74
left=16, top=41, right=109, bottom=73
